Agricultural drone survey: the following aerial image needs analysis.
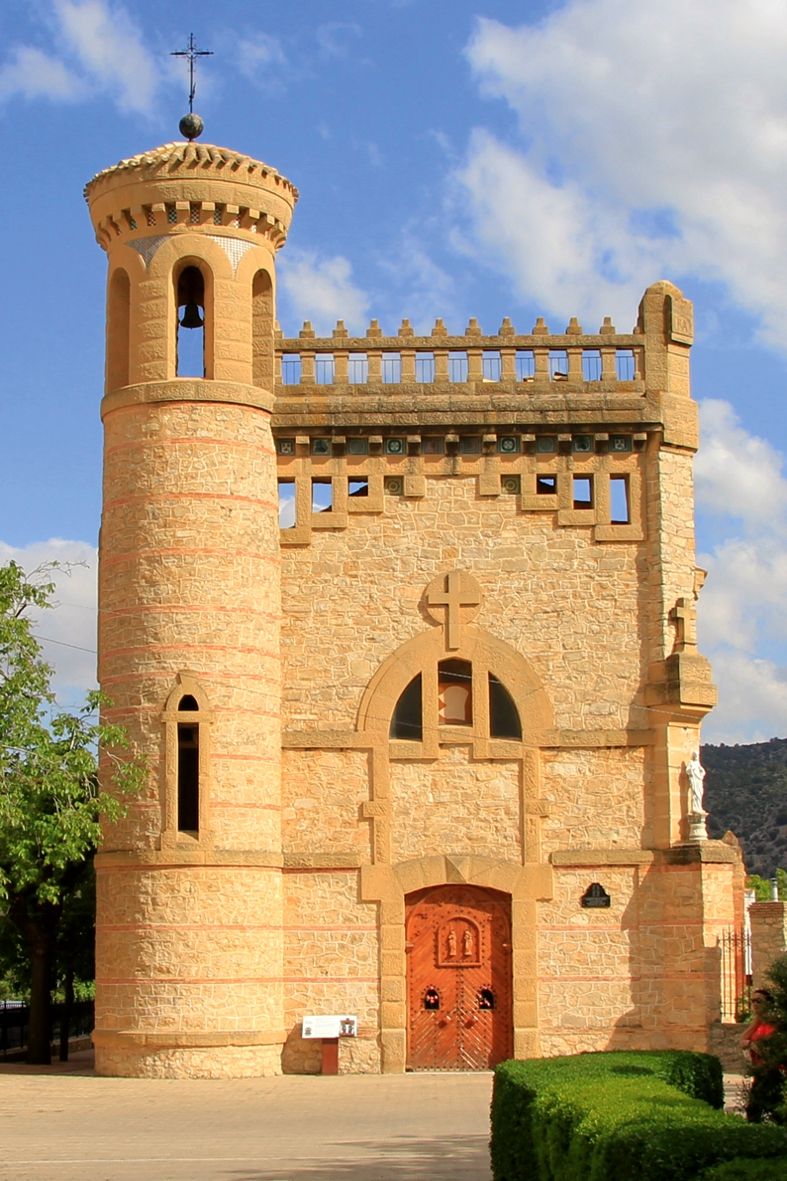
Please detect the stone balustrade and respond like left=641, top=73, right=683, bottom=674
left=274, top=316, right=645, bottom=390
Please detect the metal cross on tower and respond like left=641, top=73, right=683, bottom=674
left=171, top=33, right=213, bottom=114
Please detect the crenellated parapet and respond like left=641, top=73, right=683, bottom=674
left=275, top=314, right=644, bottom=388
left=85, top=141, right=297, bottom=253
left=272, top=283, right=697, bottom=453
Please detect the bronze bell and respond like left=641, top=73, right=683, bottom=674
left=179, top=302, right=204, bottom=329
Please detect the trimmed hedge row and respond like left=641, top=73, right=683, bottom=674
left=490, top=1051, right=787, bottom=1181
left=701, top=1161, right=787, bottom=1180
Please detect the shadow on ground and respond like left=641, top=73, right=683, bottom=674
left=222, top=1133, right=490, bottom=1180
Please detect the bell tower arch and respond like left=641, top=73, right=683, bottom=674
left=85, top=140, right=298, bottom=1077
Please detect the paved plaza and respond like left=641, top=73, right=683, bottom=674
left=0, top=1052, right=493, bottom=1181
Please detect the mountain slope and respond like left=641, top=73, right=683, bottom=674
left=702, top=738, right=787, bottom=876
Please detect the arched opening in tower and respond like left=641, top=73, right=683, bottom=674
left=176, top=265, right=206, bottom=378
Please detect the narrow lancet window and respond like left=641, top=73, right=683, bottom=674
left=252, top=270, right=273, bottom=388
left=164, top=679, right=210, bottom=842
left=107, top=268, right=130, bottom=391
left=177, top=694, right=200, bottom=833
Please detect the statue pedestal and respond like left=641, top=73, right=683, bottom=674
left=686, top=810, right=708, bottom=843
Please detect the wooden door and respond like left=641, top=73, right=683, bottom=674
left=405, top=884, right=512, bottom=1070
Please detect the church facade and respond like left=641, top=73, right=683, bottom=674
left=85, top=136, right=743, bottom=1078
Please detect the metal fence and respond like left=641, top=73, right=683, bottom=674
left=718, top=928, right=752, bottom=1023
left=0, top=1000, right=94, bottom=1058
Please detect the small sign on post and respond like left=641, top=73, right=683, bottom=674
left=302, top=1014, right=358, bottom=1039
left=302, top=1015, right=358, bottom=1076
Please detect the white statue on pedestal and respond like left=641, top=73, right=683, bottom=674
left=686, top=751, right=706, bottom=815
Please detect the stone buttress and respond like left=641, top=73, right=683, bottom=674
left=85, top=142, right=297, bottom=1077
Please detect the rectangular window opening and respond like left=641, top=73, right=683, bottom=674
left=482, top=350, right=502, bottom=381
left=549, top=350, right=568, bottom=380
left=348, top=354, right=368, bottom=384
left=311, top=478, right=333, bottom=513
left=449, top=351, right=468, bottom=383
left=516, top=350, right=535, bottom=381
left=314, top=353, right=335, bottom=384
left=536, top=474, right=557, bottom=495
left=573, top=475, right=593, bottom=509
left=349, top=477, right=369, bottom=498
left=616, top=350, right=636, bottom=380
left=177, top=723, right=199, bottom=833
left=381, top=352, right=401, bottom=383
left=415, top=352, right=435, bottom=382
left=281, top=353, right=302, bottom=385
left=610, top=475, right=630, bottom=524
left=582, top=350, right=602, bottom=381
left=278, top=479, right=296, bottom=528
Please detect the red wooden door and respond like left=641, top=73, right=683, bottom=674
left=405, top=884, right=512, bottom=1070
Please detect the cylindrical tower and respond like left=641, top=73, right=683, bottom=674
left=85, top=140, right=297, bottom=1077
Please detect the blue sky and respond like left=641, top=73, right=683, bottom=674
left=1, top=0, right=786, bottom=745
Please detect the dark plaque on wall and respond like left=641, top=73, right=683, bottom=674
left=581, top=882, right=611, bottom=908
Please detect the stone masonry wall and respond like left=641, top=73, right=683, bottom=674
left=280, top=474, right=647, bottom=736
left=281, top=869, right=380, bottom=1073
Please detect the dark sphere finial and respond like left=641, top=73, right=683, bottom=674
left=179, top=112, right=204, bottom=141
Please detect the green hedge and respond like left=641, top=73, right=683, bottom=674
left=490, top=1051, right=787, bottom=1181
left=700, top=1160, right=787, bottom=1180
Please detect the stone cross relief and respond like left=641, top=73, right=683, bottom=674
left=670, top=568, right=707, bottom=654
left=425, top=570, right=482, bottom=650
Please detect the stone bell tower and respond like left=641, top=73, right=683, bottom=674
left=85, top=137, right=297, bottom=1076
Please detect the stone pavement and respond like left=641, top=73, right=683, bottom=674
left=0, top=1052, right=493, bottom=1181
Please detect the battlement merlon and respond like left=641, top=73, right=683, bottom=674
left=272, top=282, right=697, bottom=450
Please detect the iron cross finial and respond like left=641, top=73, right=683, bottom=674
left=171, top=33, right=213, bottom=114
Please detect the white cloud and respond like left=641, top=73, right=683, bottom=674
left=458, top=2, right=787, bottom=346
left=0, top=46, right=84, bottom=103
left=0, top=1, right=160, bottom=115
left=278, top=249, right=371, bottom=335
left=235, top=33, right=287, bottom=87
left=698, top=650, right=787, bottom=746
left=453, top=130, right=660, bottom=330
left=54, top=0, right=159, bottom=115
left=315, top=22, right=362, bottom=60
left=0, top=539, right=98, bottom=710
left=375, top=229, right=460, bottom=333
left=700, top=536, right=787, bottom=653
left=696, top=400, right=787, bottom=533
left=695, top=401, right=787, bottom=742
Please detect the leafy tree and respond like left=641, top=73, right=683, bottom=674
left=747, top=869, right=787, bottom=901
left=0, top=561, right=142, bottom=1063
left=758, top=953, right=787, bottom=1123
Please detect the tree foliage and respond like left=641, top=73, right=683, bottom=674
left=759, top=953, right=787, bottom=1123
left=0, top=560, right=143, bottom=1061
left=746, top=870, right=787, bottom=902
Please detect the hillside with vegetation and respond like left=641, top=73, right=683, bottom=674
left=702, top=737, right=787, bottom=876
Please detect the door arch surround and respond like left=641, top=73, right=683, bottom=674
left=360, top=854, right=553, bottom=1072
